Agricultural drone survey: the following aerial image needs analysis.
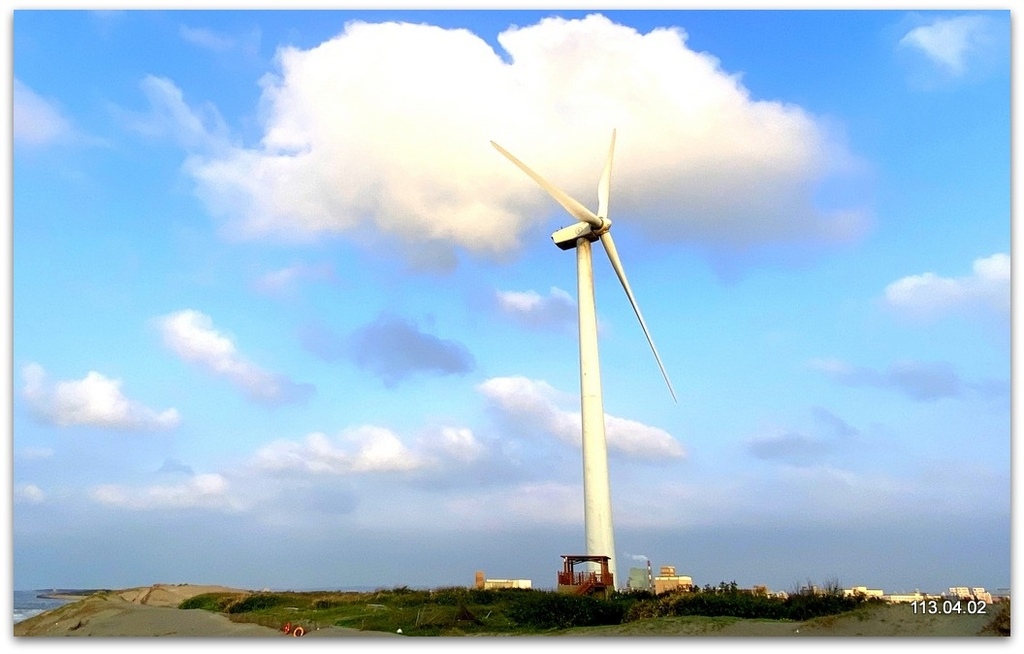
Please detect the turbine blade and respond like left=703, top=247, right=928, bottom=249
left=598, top=129, right=615, bottom=219
left=491, top=141, right=602, bottom=229
left=599, top=232, right=678, bottom=403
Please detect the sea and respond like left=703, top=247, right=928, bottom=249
left=13, top=590, right=77, bottom=625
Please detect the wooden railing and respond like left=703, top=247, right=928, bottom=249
left=557, top=571, right=612, bottom=588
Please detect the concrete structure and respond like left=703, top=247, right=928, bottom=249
left=653, top=565, right=693, bottom=595
left=474, top=570, right=531, bottom=590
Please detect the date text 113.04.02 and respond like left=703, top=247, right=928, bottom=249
left=911, top=599, right=987, bottom=615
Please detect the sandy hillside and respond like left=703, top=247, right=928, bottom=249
left=13, top=584, right=398, bottom=638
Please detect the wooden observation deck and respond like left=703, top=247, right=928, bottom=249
left=556, top=554, right=614, bottom=598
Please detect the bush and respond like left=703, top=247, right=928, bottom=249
left=621, top=582, right=870, bottom=623
left=178, top=593, right=242, bottom=612
left=370, top=587, right=433, bottom=607
left=226, top=593, right=293, bottom=614
left=430, top=587, right=471, bottom=606
left=505, top=592, right=626, bottom=629
left=980, top=599, right=1010, bottom=636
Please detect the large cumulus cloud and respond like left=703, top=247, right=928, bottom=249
left=141, top=14, right=867, bottom=269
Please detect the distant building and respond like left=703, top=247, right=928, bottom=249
left=653, top=565, right=693, bottom=595
left=474, top=570, right=531, bottom=590
left=483, top=578, right=532, bottom=590
left=885, top=591, right=928, bottom=603
left=627, top=567, right=653, bottom=592
left=945, top=587, right=993, bottom=602
left=844, top=586, right=885, bottom=599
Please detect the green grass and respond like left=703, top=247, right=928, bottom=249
left=181, top=586, right=550, bottom=636
left=178, top=584, right=885, bottom=637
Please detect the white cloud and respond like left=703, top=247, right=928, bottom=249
left=251, top=426, right=424, bottom=475
left=18, top=447, right=55, bottom=460
left=125, top=75, right=230, bottom=152
left=496, top=286, right=577, bottom=330
left=156, top=309, right=314, bottom=405
left=144, top=14, right=865, bottom=268
left=21, top=363, right=180, bottom=430
left=90, top=473, right=242, bottom=511
left=604, top=414, right=686, bottom=459
left=14, top=483, right=46, bottom=504
left=883, top=253, right=1009, bottom=322
left=13, top=79, right=75, bottom=148
left=179, top=24, right=235, bottom=52
left=898, top=14, right=1003, bottom=77
left=426, top=427, right=487, bottom=464
left=179, top=23, right=261, bottom=57
left=478, top=376, right=684, bottom=459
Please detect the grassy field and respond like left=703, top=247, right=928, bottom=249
left=178, top=586, right=1010, bottom=637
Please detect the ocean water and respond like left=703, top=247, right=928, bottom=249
left=13, top=590, right=75, bottom=624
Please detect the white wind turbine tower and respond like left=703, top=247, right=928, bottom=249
left=491, top=130, right=676, bottom=589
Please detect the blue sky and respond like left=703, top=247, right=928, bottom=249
left=7, top=6, right=1013, bottom=598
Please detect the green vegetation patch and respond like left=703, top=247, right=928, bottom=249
left=179, top=592, right=245, bottom=612
left=180, top=581, right=887, bottom=636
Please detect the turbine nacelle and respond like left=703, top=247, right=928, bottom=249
left=551, top=219, right=612, bottom=251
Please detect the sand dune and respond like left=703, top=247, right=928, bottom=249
left=14, top=584, right=399, bottom=638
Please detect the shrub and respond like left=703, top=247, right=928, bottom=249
left=178, top=593, right=242, bottom=612
left=620, top=581, right=869, bottom=623
left=980, top=599, right=1010, bottom=636
left=430, top=587, right=471, bottom=606
left=505, top=592, right=625, bottom=629
left=226, top=593, right=292, bottom=614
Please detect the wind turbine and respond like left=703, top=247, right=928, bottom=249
left=491, top=130, right=676, bottom=589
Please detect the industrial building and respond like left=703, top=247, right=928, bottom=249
left=653, top=565, right=693, bottom=594
left=623, top=561, right=693, bottom=595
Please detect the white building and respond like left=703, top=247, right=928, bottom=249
left=473, top=571, right=531, bottom=590
left=844, top=586, right=885, bottom=599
